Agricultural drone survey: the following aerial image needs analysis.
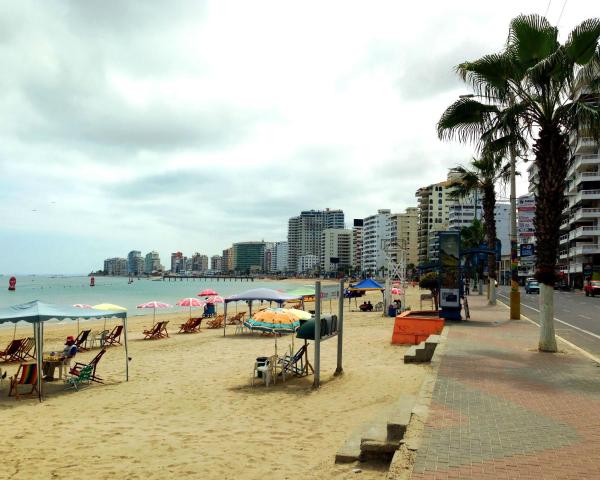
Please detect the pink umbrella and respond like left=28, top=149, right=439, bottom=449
left=198, top=289, right=219, bottom=297
left=176, top=297, right=206, bottom=319
left=137, top=300, right=171, bottom=322
left=205, top=295, right=224, bottom=304
left=391, top=288, right=403, bottom=295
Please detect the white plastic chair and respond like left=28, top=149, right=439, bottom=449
left=252, top=355, right=277, bottom=387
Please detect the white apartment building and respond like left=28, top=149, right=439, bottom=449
left=362, top=209, right=391, bottom=274
left=287, top=209, right=345, bottom=273
left=271, top=241, right=288, bottom=273
left=210, top=255, right=222, bottom=272
left=297, top=254, right=319, bottom=274
left=321, top=229, right=353, bottom=273
left=560, top=131, right=600, bottom=286
left=352, top=219, right=363, bottom=271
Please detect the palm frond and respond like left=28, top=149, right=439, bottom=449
left=507, top=14, right=559, bottom=71
left=457, top=53, right=514, bottom=100
left=565, top=18, right=600, bottom=65
left=437, top=98, right=498, bottom=143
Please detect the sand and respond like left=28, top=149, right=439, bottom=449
left=0, top=286, right=430, bottom=480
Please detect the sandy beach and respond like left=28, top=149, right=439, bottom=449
left=0, top=286, right=430, bottom=480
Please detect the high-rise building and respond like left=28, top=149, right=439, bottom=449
left=222, top=247, right=233, bottom=273
left=103, top=257, right=128, bottom=276
left=170, top=252, right=184, bottom=273
left=127, top=251, right=142, bottom=275
left=233, top=242, right=266, bottom=273
left=297, top=254, right=319, bottom=274
left=287, top=209, right=345, bottom=272
left=262, top=242, right=275, bottom=272
left=362, top=209, right=391, bottom=274
left=144, top=251, right=162, bottom=274
left=560, top=129, right=600, bottom=286
left=321, top=229, right=353, bottom=273
left=389, top=208, right=419, bottom=267
left=272, top=241, right=288, bottom=273
left=211, top=255, right=223, bottom=272
left=352, top=219, right=363, bottom=272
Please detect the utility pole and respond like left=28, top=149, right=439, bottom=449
left=510, top=147, right=521, bottom=319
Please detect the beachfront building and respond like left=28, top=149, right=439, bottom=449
left=352, top=219, right=363, bottom=273
left=287, top=209, right=345, bottom=273
left=222, top=247, right=233, bottom=274
left=560, top=130, right=600, bottom=286
left=191, top=253, right=209, bottom=273
left=170, top=251, right=185, bottom=274
left=211, top=255, right=222, bottom=272
left=262, top=242, right=275, bottom=272
left=103, top=257, right=128, bottom=276
left=388, top=208, right=419, bottom=267
left=127, top=250, right=142, bottom=275
left=233, top=241, right=266, bottom=274
left=361, top=209, right=391, bottom=275
left=271, top=241, right=288, bottom=273
left=144, top=251, right=162, bottom=274
left=321, top=229, right=353, bottom=274
left=297, top=254, right=319, bottom=274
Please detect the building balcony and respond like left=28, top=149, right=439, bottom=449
left=569, top=244, right=600, bottom=257
left=569, top=225, right=600, bottom=240
left=569, top=189, right=600, bottom=207
left=560, top=217, right=571, bottom=230
left=571, top=207, right=600, bottom=223
left=569, top=262, right=583, bottom=273
left=559, top=249, right=568, bottom=259
left=559, top=234, right=569, bottom=245
left=567, top=153, right=599, bottom=177
left=575, top=137, right=599, bottom=155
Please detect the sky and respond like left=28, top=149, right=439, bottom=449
left=0, top=0, right=597, bottom=274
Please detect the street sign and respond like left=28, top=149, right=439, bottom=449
left=520, top=244, right=535, bottom=257
left=584, top=263, right=593, bottom=277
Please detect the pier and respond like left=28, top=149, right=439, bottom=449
left=162, top=275, right=254, bottom=282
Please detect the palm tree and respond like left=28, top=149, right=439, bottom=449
left=438, top=15, right=600, bottom=352
left=460, top=218, right=486, bottom=291
left=449, top=155, right=510, bottom=304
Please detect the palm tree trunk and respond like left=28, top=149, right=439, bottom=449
left=533, top=125, right=568, bottom=352
left=483, top=185, right=497, bottom=305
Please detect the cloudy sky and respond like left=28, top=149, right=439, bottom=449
left=0, top=0, right=596, bottom=274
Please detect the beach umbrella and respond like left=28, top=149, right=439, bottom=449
left=282, top=308, right=312, bottom=320
left=176, top=297, right=206, bottom=319
left=206, top=295, right=224, bottom=304
left=73, top=304, right=93, bottom=333
left=391, top=288, right=402, bottom=295
left=244, top=309, right=300, bottom=356
left=198, top=288, right=219, bottom=297
left=93, top=303, right=128, bottom=330
left=137, top=301, right=171, bottom=323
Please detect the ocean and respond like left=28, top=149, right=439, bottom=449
left=0, top=275, right=302, bottom=327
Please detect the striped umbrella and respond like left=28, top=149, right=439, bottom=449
left=198, top=289, right=219, bottom=297
left=137, top=301, right=171, bottom=322
left=205, top=295, right=224, bottom=304
left=176, top=297, right=206, bottom=319
left=243, top=309, right=300, bottom=356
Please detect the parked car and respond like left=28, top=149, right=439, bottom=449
left=525, top=280, right=540, bottom=294
left=554, top=281, right=571, bottom=291
left=584, top=280, right=600, bottom=297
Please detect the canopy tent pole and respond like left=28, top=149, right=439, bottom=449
left=223, top=302, right=227, bottom=337
left=36, top=322, right=43, bottom=401
left=13, top=322, right=16, bottom=340
left=123, top=315, right=129, bottom=381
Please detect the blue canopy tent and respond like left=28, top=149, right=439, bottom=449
left=223, top=288, right=300, bottom=336
left=347, top=278, right=385, bottom=308
left=0, top=300, right=129, bottom=401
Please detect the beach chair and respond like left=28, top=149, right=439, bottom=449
left=178, top=317, right=202, bottom=333
left=88, top=329, right=109, bottom=349
left=9, top=362, right=39, bottom=400
left=206, top=315, right=224, bottom=329
left=143, top=321, right=169, bottom=339
left=15, top=337, right=36, bottom=361
left=65, top=364, right=93, bottom=390
left=74, top=329, right=91, bottom=351
left=70, top=349, right=106, bottom=383
left=373, top=302, right=384, bottom=312
left=226, top=312, right=244, bottom=325
left=0, top=338, right=25, bottom=362
left=279, top=344, right=313, bottom=377
left=252, top=355, right=278, bottom=387
left=104, top=325, right=123, bottom=347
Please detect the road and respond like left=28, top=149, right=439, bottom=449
left=495, top=286, right=600, bottom=358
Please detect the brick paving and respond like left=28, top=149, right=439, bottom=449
left=411, top=294, right=600, bottom=480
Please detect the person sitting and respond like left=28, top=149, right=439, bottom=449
left=359, top=301, right=369, bottom=312
left=43, top=336, right=77, bottom=381
left=366, top=301, right=373, bottom=311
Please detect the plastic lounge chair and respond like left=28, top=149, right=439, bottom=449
left=252, top=355, right=278, bottom=387
left=15, top=337, right=36, bottom=361
left=373, top=302, right=384, bottom=312
left=88, top=329, right=109, bottom=349
left=178, top=317, right=202, bottom=333
left=279, top=344, right=313, bottom=377
left=65, top=364, right=93, bottom=390
left=74, top=329, right=91, bottom=351
left=70, top=349, right=106, bottom=383
left=9, top=362, right=39, bottom=400
left=104, top=325, right=123, bottom=346
left=206, top=315, right=224, bottom=329
left=0, top=339, right=25, bottom=362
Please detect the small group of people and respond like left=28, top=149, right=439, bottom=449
left=42, top=335, right=78, bottom=381
left=359, top=301, right=373, bottom=312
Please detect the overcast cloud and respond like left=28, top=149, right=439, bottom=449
left=0, top=0, right=596, bottom=273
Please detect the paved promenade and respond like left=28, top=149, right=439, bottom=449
left=411, top=294, right=600, bottom=479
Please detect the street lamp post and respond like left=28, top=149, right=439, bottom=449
left=509, top=147, right=521, bottom=319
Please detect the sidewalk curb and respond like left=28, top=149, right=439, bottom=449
left=496, top=299, right=600, bottom=365
left=387, top=326, right=450, bottom=480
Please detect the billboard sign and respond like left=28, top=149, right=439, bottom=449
left=439, top=231, right=460, bottom=309
left=520, top=244, right=535, bottom=257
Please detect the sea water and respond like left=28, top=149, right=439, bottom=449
left=0, top=275, right=302, bottom=328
